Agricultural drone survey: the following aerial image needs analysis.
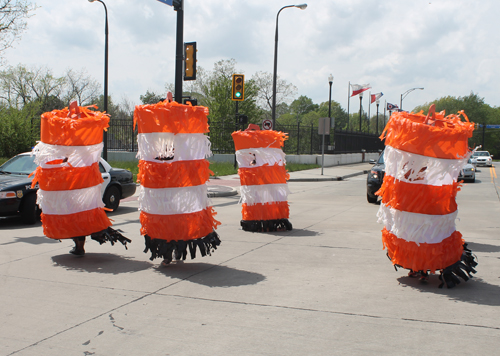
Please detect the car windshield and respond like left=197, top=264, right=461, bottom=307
left=474, top=152, right=490, bottom=157
left=377, top=152, right=385, bottom=164
left=0, top=155, right=38, bottom=175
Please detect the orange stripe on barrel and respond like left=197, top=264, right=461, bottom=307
left=381, top=228, right=464, bottom=273
left=41, top=208, right=111, bottom=239
left=140, top=207, right=221, bottom=241
left=137, top=160, right=211, bottom=188
left=232, top=130, right=287, bottom=150
left=238, top=164, right=289, bottom=186
left=32, top=163, right=103, bottom=191
left=242, top=201, right=289, bottom=221
left=377, top=175, right=459, bottom=215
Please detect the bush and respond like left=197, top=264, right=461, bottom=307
left=0, top=105, right=40, bottom=157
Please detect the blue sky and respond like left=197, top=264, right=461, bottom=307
left=4, top=0, right=500, bottom=114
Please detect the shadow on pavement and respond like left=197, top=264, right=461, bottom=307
left=155, top=262, right=266, bottom=288
left=397, top=276, right=500, bottom=306
left=257, top=228, right=320, bottom=237
left=0, top=218, right=42, bottom=230
left=0, top=235, right=59, bottom=245
left=52, top=253, right=153, bottom=274
left=466, top=241, right=500, bottom=253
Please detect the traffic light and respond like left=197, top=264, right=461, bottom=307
left=184, top=42, right=196, bottom=81
left=232, top=74, right=245, bottom=101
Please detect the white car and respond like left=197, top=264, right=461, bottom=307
left=471, top=151, right=493, bottom=167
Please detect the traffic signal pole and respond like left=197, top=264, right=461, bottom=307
left=174, top=0, right=183, bottom=103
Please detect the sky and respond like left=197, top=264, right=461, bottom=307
left=4, top=0, right=500, bottom=115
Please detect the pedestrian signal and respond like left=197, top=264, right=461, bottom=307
left=232, top=74, right=245, bottom=101
left=184, top=42, right=197, bottom=81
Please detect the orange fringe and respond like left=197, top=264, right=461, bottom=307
left=137, top=160, right=212, bottom=188
left=382, top=228, right=465, bottom=273
left=140, top=207, right=221, bottom=241
left=242, top=201, right=290, bottom=221
left=232, top=130, right=288, bottom=150
left=134, top=101, right=209, bottom=134
left=238, top=164, right=289, bottom=186
left=41, top=208, right=111, bottom=239
left=380, top=110, right=474, bottom=159
left=377, top=175, right=459, bottom=215
left=31, top=163, right=103, bottom=191
left=40, top=106, right=109, bottom=146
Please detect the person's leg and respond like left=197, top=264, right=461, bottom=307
left=70, top=236, right=86, bottom=255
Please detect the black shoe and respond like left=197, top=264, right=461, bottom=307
left=70, top=247, right=85, bottom=256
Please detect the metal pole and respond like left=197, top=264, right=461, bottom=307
left=347, top=81, right=350, bottom=131
left=321, top=118, right=325, bottom=175
left=174, top=0, right=184, bottom=103
left=103, top=0, right=108, bottom=160
left=359, top=94, right=363, bottom=132
left=376, top=101, right=379, bottom=135
left=328, top=75, right=333, bottom=146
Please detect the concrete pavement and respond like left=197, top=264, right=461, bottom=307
left=1, top=163, right=500, bottom=355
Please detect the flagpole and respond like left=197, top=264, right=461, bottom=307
left=368, top=91, right=371, bottom=134
left=384, top=100, right=387, bottom=127
left=347, top=81, right=350, bottom=131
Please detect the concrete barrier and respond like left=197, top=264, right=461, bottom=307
left=106, top=151, right=382, bottom=167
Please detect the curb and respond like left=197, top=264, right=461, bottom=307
left=207, top=185, right=238, bottom=198
left=288, top=170, right=368, bottom=182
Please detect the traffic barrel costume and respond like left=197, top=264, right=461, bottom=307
left=232, top=124, right=292, bottom=232
left=31, top=102, right=131, bottom=248
left=134, top=100, right=221, bottom=264
left=376, top=108, right=477, bottom=288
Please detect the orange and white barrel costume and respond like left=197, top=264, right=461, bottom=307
left=31, top=104, right=130, bottom=246
left=232, top=125, right=292, bottom=232
left=377, top=110, right=477, bottom=288
left=134, top=100, right=221, bottom=263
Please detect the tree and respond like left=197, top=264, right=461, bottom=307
left=290, top=95, right=318, bottom=116
left=251, top=70, right=297, bottom=115
left=0, top=1, right=37, bottom=58
left=63, top=68, right=101, bottom=106
left=140, top=90, right=165, bottom=104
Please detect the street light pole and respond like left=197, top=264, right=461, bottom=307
left=400, top=87, right=424, bottom=111
left=89, top=0, right=108, bottom=160
left=376, top=99, right=380, bottom=135
left=328, top=74, right=333, bottom=146
left=271, top=3, right=307, bottom=130
left=173, top=0, right=183, bottom=103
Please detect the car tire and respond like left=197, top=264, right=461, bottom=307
left=367, top=192, right=378, bottom=204
left=470, top=177, right=475, bottom=183
left=103, top=185, right=121, bottom=212
left=20, top=193, right=40, bottom=225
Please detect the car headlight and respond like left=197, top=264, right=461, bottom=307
left=370, top=170, right=379, bottom=179
left=0, top=191, right=17, bottom=199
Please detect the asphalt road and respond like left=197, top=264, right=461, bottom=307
left=1, top=163, right=499, bottom=355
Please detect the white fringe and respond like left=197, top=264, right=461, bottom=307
left=384, top=145, right=469, bottom=186
left=37, top=185, right=104, bottom=215
left=240, top=184, right=290, bottom=205
left=236, top=148, right=286, bottom=168
left=32, top=142, right=103, bottom=168
left=137, top=133, right=212, bottom=162
left=377, top=203, right=458, bottom=245
left=139, top=185, right=209, bottom=215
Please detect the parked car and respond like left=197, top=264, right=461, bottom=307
left=0, top=153, right=136, bottom=224
left=458, top=158, right=476, bottom=183
left=471, top=151, right=493, bottom=167
left=367, top=150, right=385, bottom=203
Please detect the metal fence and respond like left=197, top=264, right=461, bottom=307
left=106, top=120, right=385, bottom=155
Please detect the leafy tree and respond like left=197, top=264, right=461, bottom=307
left=140, top=90, right=165, bottom=104
left=0, top=103, right=39, bottom=156
left=251, top=70, right=297, bottom=117
left=0, top=1, right=37, bottom=58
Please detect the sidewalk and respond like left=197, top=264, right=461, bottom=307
left=206, top=162, right=374, bottom=197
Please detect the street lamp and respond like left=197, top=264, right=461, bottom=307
left=88, top=0, right=109, bottom=160
left=400, top=87, right=424, bottom=111
left=271, top=3, right=307, bottom=130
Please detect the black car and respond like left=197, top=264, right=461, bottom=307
left=366, top=151, right=385, bottom=203
left=0, top=153, right=136, bottom=224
